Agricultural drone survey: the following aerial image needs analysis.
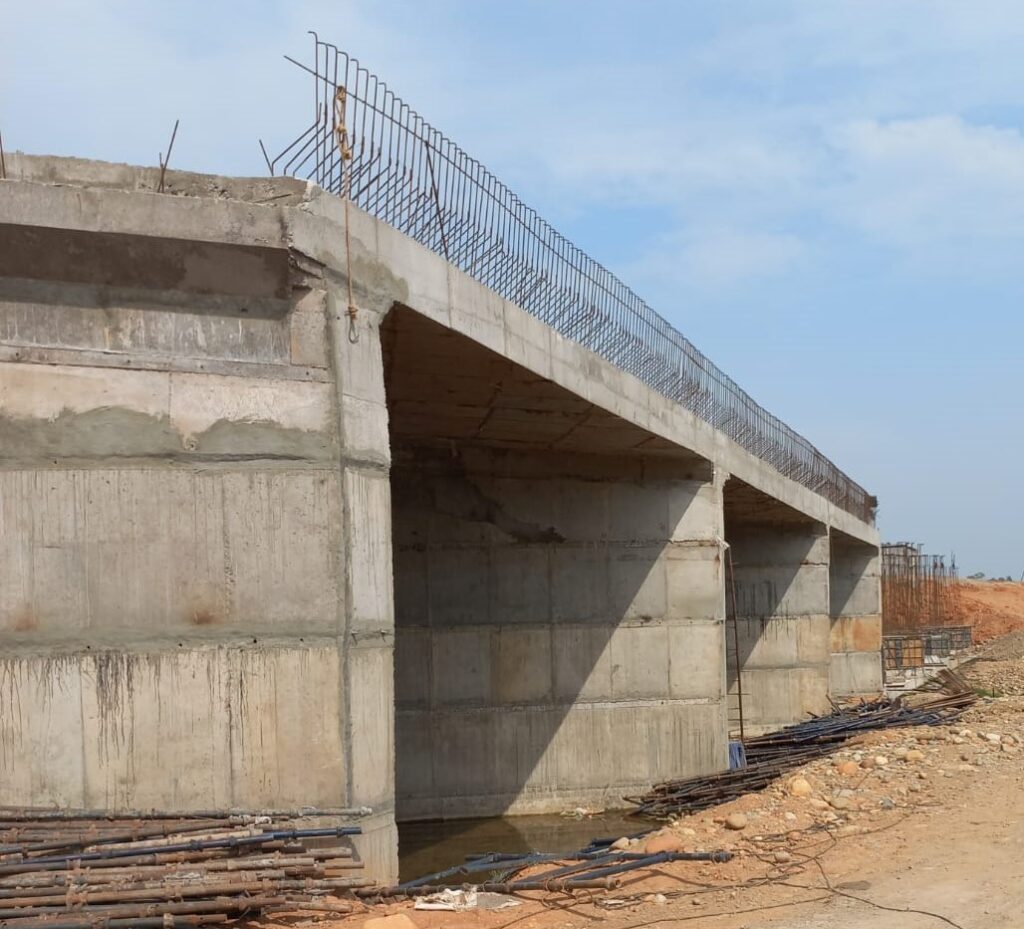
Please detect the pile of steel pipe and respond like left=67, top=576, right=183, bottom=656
left=0, top=811, right=371, bottom=925
left=362, top=838, right=733, bottom=899
left=627, top=681, right=976, bottom=820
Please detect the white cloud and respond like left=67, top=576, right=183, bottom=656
left=624, top=227, right=809, bottom=292
left=540, top=125, right=811, bottom=201
left=0, top=0, right=454, bottom=177
left=829, top=116, right=1024, bottom=257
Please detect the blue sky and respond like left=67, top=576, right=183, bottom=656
left=3, top=1, right=1022, bottom=575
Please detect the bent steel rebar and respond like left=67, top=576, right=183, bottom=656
left=264, top=34, right=876, bottom=523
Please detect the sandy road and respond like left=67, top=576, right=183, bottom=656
left=743, top=779, right=1024, bottom=929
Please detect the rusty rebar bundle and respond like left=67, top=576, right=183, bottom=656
left=626, top=674, right=976, bottom=820
left=0, top=812, right=370, bottom=925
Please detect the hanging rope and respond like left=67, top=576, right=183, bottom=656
left=334, top=85, right=359, bottom=344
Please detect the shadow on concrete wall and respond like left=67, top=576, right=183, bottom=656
left=722, top=478, right=827, bottom=730
left=830, top=531, right=878, bottom=618
left=383, top=305, right=716, bottom=855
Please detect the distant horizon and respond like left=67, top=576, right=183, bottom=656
left=4, top=1, right=1022, bottom=576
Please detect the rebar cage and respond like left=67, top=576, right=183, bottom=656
left=266, top=34, right=876, bottom=524
left=881, top=542, right=961, bottom=632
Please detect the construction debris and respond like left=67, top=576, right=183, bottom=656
left=0, top=811, right=372, bottom=926
left=626, top=673, right=976, bottom=820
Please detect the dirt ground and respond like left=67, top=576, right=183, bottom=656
left=954, top=580, right=1024, bottom=641
left=267, top=648, right=1024, bottom=929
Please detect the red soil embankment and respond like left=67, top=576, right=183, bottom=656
left=955, top=580, right=1024, bottom=642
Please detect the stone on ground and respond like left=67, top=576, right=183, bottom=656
left=789, top=777, right=812, bottom=797
left=644, top=831, right=687, bottom=854
left=725, top=813, right=749, bottom=830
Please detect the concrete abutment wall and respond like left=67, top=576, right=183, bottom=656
left=0, top=162, right=397, bottom=879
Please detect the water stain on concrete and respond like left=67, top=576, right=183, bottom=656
left=8, top=606, right=38, bottom=632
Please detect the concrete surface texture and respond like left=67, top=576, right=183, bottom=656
left=723, top=482, right=830, bottom=735
left=0, top=154, right=880, bottom=882
left=829, top=531, right=884, bottom=697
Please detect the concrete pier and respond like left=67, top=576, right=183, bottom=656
left=0, top=155, right=881, bottom=882
left=829, top=532, right=884, bottom=696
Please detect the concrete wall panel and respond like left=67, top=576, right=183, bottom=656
left=609, top=624, right=670, bottom=699
left=0, top=656, right=86, bottom=807
left=732, top=667, right=830, bottom=735
left=344, top=469, right=394, bottom=634
left=490, top=547, right=551, bottom=624
left=394, top=626, right=431, bottom=706
left=830, top=535, right=883, bottom=696
left=81, top=650, right=234, bottom=810
left=431, top=628, right=491, bottom=705
left=494, top=626, right=553, bottom=703
left=666, top=545, right=725, bottom=619
left=830, top=651, right=884, bottom=696
left=393, top=444, right=727, bottom=820
left=550, top=548, right=612, bottom=622
left=0, top=292, right=291, bottom=365
left=347, top=644, right=395, bottom=810
left=830, top=614, right=883, bottom=654
left=0, top=469, right=342, bottom=638
left=397, top=700, right=725, bottom=819
left=609, top=547, right=668, bottom=620
left=669, top=621, right=726, bottom=700
left=2, top=645, right=347, bottom=811
left=551, top=625, right=615, bottom=702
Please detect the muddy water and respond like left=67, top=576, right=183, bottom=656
left=398, top=811, right=646, bottom=883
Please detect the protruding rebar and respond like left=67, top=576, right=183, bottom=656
left=262, top=35, right=876, bottom=525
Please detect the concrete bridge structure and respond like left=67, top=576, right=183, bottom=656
left=0, top=153, right=880, bottom=881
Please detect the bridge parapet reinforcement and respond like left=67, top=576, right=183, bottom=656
left=265, top=34, right=876, bottom=524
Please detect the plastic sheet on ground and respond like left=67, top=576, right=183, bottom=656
left=413, top=888, right=523, bottom=911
